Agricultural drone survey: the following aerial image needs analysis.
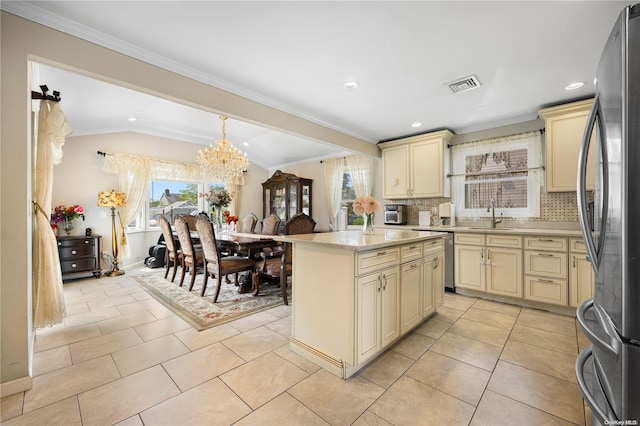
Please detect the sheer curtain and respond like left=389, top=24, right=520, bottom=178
left=103, top=153, right=245, bottom=257
left=322, top=157, right=344, bottom=230
left=33, top=101, right=72, bottom=328
left=345, top=155, right=375, bottom=198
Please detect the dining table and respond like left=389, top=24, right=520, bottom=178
left=175, top=229, right=281, bottom=294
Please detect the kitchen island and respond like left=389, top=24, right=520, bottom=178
left=277, top=228, right=446, bottom=378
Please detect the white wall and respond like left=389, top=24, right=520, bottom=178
left=54, top=132, right=268, bottom=267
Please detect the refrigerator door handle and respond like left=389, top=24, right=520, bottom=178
left=577, top=95, right=609, bottom=274
left=576, top=346, right=615, bottom=424
left=577, top=298, right=621, bottom=359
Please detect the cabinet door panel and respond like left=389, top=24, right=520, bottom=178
left=486, top=248, right=523, bottom=298
left=570, top=256, right=594, bottom=307
left=382, top=146, right=409, bottom=198
left=381, top=267, right=400, bottom=347
left=524, top=251, right=567, bottom=279
left=455, top=245, right=485, bottom=291
left=400, top=261, right=422, bottom=334
left=411, top=140, right=443, bottom=197
left=357, top=273, right=381, bottom=363
left=432, top=254, right=445, bottom=309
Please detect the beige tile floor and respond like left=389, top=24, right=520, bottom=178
left=1, top=268, right=593, bottom=425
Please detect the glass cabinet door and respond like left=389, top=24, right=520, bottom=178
left=289, top=183, right=298, bottom=218
left=302, top=184, right=311, bottom=215
left=273, top=182, right=286, bottom=220
left=264, top=188, right=271, bottom=215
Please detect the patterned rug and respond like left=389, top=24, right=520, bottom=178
left=133, top=270, right=289, bottom=331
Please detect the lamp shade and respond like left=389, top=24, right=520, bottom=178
left=97, top=190, right=127, bottom=208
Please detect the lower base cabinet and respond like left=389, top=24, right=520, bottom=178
left=357, top=266, right=400, bottom=364
left=570, top=238, right=595, bottom=307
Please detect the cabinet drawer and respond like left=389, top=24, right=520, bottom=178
left=486, top=234, right=522, bottom=249
left=524, top=276, right=568, bottom=306
left=57, top=238, right=96, bottom=248
left=61, top=258, right=97, bottom=274
left=455, top=233, right=485, bottom=246
left=357, top=248, right=400, bottom=276
left=59, top=245, right=95, bottom=259
left=523, top=237, right=567, bottom=252
left=422, top=238, right=445, bottom=256
left=524, top=251, right=567, bottom=279
left=401, top=243, right=423, bottom=264
left=570, top=238, right=587, bottom=254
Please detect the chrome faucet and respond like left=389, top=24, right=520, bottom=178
left=487, top=199, right=503, bottom=228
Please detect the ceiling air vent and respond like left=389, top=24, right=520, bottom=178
left=447, top=74, right=481, bottom=94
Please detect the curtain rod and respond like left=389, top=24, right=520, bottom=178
left=31, top=85, right=61, bottom=102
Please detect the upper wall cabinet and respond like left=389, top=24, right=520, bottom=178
left=379, top=130, right=454, bottom=199
left=539, top=99, right=595, bottom=192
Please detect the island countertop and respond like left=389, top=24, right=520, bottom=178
left=274, top=229, right=445, bottom=251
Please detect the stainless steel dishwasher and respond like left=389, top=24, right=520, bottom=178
left=442, top=231, right=455, bottom=292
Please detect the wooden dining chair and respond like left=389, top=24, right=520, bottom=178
left=256, top=212, right=316, bottom=305
left=241, top=213, right=258, bottom=234
left=159, top=215, right=182, bottom=282
left=174, top=215, right=204, bottom=290
left=260, top=214, right=281, bottom=235
left=195, top=216, right=257, bottom=301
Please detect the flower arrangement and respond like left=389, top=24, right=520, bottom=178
left=199, top=185, right=232, bottom=209
left=352, top=196, right=381, bottom=215
left=352, top=196, right=380, bottom=234
left=51, top=204, right=85, bottom=223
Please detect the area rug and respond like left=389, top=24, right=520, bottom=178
left=133, top=270, right=289, bottom=331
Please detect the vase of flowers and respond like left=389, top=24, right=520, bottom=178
left=352, top=196, right=381, bottom=235
left=199, top=186, right=232, bottom=229
left=51, top=204, right=86, bottom=235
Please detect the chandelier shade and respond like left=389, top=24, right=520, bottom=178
left=198, top=116, right=249, bottom=181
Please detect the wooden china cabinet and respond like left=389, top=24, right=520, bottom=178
left=262, top=170, right=312, bottom=233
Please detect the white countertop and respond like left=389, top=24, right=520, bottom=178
left=275, top=229, right=445, bottom=251
left=382, top=224, right=584, bottom=237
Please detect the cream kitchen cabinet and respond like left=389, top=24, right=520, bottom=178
left=455, top=233, right=522, bottom=297
left=524, top=236, right=568, bottom=306
left=425, top=251, right=445, bottom=315
left=400, top=260, right=423, bottom=333
left=454, top=233, right=486, bottom=291
left=380, top=130, right=454, bottom=199
left=357, top=266, right=400, bottom=364
left=569, top=237, right=594, bottom=307
left=400, top=247, right=444, bottom=334
left=539, top=99, right=595, bottom=192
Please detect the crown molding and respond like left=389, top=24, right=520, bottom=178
left=1, top=2, right=374, bottom=144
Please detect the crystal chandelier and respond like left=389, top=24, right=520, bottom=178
left=197, top=116, right=249, bottom=181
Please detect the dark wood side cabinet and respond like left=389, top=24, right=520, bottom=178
left=56, top=235, right=102, bottom=281
left=262, top=170, right=312, bottom=233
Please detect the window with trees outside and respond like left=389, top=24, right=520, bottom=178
left=148, top=181, right=202, bottom=228
left=340, top=171, right=363, bottom=225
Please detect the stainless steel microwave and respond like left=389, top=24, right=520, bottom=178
left=384, top=205, right=407, bottom=225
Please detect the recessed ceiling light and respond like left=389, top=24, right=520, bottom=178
left=565, top=81, right=585, bottom=91
left=127, top=117, right=138, bottom=122
left=343, top=81, right=359, bottom=90
left=243, top=142, right=249, bottom=146
left=411, top=122, right=423, bottom=128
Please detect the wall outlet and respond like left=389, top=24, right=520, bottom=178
left=101, top=251, right=109, bottom=259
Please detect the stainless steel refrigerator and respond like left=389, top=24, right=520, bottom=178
left=576, top=3, right=640, bottom=425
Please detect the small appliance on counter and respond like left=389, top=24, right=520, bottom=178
left=418, top=210, right=432, bottom=226
left=384, top=204, right=407, bottom=225
left=438, top=202, right=455, bottom=227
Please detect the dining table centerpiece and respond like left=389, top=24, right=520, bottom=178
left=200, top=185, right=232, bottom=229
left=51, top=204, right=86, bottom=235
left=352, top=196, right=381, bottom=235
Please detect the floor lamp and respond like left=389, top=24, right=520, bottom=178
left=98, top=190, right=127, bottom=277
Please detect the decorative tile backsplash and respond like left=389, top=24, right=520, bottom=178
left=387, top=191, right=593, bottom=226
